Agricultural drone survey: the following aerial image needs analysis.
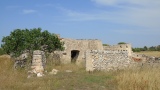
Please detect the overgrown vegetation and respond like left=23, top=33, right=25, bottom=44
left=0, top=53, right=160, bottom=90
left=0, top=55, right=117, bottom=90
left=1, top=28, right=64, bottom=57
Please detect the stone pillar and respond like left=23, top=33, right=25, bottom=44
left=85, top=50, right=94, bottom=72
left=31, top=50, right=45, bottom=74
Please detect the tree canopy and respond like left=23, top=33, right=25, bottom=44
left=118, top=42, right=126, bottom=45
left=103, top=44, right=110, bottom=46
left=1, top=28, right=64, bottom=57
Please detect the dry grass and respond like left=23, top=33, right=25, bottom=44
left=116, top=66, right=160, bottom=90
left=0, top=53, right=160, bottom=90
left=135, top=51, right=160, bottom=57
left=0, top=55, right=117, bottom=90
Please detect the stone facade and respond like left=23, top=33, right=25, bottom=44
left=56, top=38, right=133, bottom=66
left=55, top=38, right=103, bottom=66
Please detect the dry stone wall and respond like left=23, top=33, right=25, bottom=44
left=86, top=50, right=136, bottom=71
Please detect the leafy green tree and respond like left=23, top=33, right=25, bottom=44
left=143, top=46, right=148, bottom=51
left=1, top=28, right=64, bottom=57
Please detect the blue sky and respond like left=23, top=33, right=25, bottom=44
left=0, top=0, right=160, bottom=47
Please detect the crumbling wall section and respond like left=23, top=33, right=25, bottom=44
left=31, top=50, right=46, bottom=74
left=103, top=44, right=132, bottom=56
left=86, top=50, right=136, bottom=71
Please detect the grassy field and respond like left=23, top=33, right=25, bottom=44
left=135, top=51, right=160, bottom=57
left=0, top=54, right=160, bottom=90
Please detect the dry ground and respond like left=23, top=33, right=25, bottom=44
left=0, top=52, right=160, bottom=90
left=135, top=51, right=160, bottom=57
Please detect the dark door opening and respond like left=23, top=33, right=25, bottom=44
left=71, top=50, right=80, bottom=63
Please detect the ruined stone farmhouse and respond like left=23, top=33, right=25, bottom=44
left=53, top=36, right=134, bottom=71
left=13, top=35, right=159, bottom=77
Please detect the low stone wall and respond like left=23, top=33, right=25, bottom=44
left=86, top=50, right=136, bottom=71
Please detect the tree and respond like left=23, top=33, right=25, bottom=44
left=1, top=28, right=64, bottom=57
left=118, top=42, right=126, bottom=45
left=103, top=44, right=110, bottom=46
left=143, top=46, right=148, bottom=51
left=149, top=46, right=156, bottom=51
left=157, top=45, right=160, bottom=51
left=132, top=48, right=141, bottom=52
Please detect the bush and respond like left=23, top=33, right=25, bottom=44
left=0, top=48, right=6, bottom=55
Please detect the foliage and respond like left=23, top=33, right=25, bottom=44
left=0, top=48, right=6, bottom=55
left=133, top=45, right=160, bottom=52
left=103, top=44, right=110, bottom=46
left=1, top=28, right=64, bottom=57
left=132, top=48, right=141, bottom=52
left=143, top=46, right=148, bottom=51
left=118, top=42, right=126, bottom=45
left=149, top=46, right=156, bottom=51
left=157, top=45, right=160, bottom=51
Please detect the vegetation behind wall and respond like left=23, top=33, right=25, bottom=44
left=132, top=45, right=160, bottom=52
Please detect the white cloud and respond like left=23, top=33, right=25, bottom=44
left=56, top=0, right=160, bottom=32
left=91, top=0, right=160, bottom=7
left=23, top=9, right=37, bottom=14
left=61, top=7, right=160, bottom=29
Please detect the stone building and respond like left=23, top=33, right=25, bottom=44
left=51, top=35, right=134, bottom=70
left=56, top=38, right=103, bottom=66
left=53, top=35, right=133, bottom=66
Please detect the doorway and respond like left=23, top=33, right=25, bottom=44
left=71, top=50, right=80, bottom=63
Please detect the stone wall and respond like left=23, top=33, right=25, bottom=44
left=14, top=53, right=28, bottom=68
left=86, top=50, right=136, bottom=71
